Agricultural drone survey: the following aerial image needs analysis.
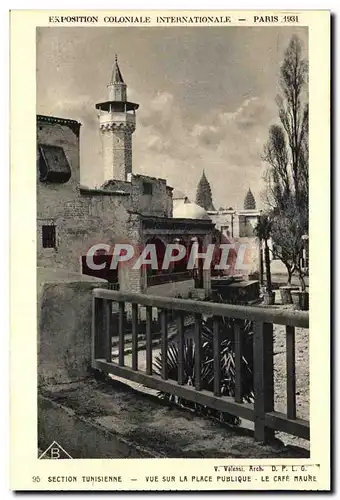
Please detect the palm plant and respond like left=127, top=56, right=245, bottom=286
left=153, top=315, right=254, bottom=426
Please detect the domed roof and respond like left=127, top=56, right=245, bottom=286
left=173, top=198, right=210, bottom=220
left=244, top=188, right=256, bottom=210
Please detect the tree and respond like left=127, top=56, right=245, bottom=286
left=270, top=200, right=308, bottom=289
left=196, top=170, right=215, bottom=211
left=276, top=35, right=308, bottom=209
left=254, top=214, right=273, bottom=294
left=262, top=35, right=308, bottom=288
left=270, top=220, right=296, bottom=285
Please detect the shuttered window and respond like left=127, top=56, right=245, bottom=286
left=38, top=144, right=71, bottom=183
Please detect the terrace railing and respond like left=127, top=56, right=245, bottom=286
left=91, top=289, right=309, bottom=444
left=147, top=270, right=192, bottom=287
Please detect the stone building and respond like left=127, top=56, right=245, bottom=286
left=37, top=57, right=214, bottom=299
left=207, top=188, right=286, bottom=276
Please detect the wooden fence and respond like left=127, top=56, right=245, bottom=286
left=91, top=289, right=309, bottom=443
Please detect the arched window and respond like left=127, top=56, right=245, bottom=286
left=173, top=238, right=187, bottom=273
left=145, top=237, right=166, bottom=275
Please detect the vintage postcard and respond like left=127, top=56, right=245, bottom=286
left=10, top=9, right=330, bottom=491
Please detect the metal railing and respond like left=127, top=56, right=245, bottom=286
left=91, top=289, right=309, bottom=443
left=147, top=271, right=193, bottom=287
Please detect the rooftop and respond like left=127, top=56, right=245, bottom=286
left=37, top=114, right=82, bottom=127
left=37, top=114, right=82, bottom=135
left=79, top=185, right=130, bottom=197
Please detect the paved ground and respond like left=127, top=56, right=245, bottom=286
left=42, top=380, right=309, bottom=458
left=273, top=324, right=309, bottom=450
left=266, top=274, right=309, bottom=289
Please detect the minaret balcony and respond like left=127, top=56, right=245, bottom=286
left=95, top=101, right=139, bottom=113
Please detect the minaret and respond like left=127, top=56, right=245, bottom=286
left=95, top=55, right=139, bottom=182
left=196, top=170, right=215, bottom=211
left=244, top=187, right=256, bottom=210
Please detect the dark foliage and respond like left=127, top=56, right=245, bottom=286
left=153, top=315, right=254, bottom=426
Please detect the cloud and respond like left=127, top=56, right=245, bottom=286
left=38, top=88, right=275, bottom=209
left=136, top=91, right=189, bottom=156
left=129, top=91, right=276, bottom=209
left=191, top=97, right=269, bottom=149
left=37, top=25, right=308, bottom=210
left=38, top=92, right=96, bottom=125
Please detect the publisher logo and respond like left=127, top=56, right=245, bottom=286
left=39, top=441, right=72, bottom=459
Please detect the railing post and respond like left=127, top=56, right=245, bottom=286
left=177, top=313, right=185, bottom=385
left=118, top=302, right=125, bottom=367
left=213, top=317, right=221, bottom=397
left=234, top=320, right=243, bottom=403
left=103, top=299, right=112, bottom=362
left=253, top=321, right=275, bottom=443
left=91, top=296, right=100, bottom=366
left=286, top=325, right=297, bottom=420
left=160, top=309, right=168, bottom=380
left=194, top=313, right=202, bottom=391
left=131, top=303, right=138, bottom=371
left=92, top=297, right=112, bottom=364
left=145, top=306, right=153, bottom=375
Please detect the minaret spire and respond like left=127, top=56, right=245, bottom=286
left=107, top=54, right=126, bottom=101
left=109, top=54, right=125, bottom=86
left=196, top=170, right=215, bottom=211
left=244, top=187, right=256, bottom=210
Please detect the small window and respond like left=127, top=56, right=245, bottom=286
left=143, top=182, right=153, bottom=195
left=42, top=225, right=56, bottom=249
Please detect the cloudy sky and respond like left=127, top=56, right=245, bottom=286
left=37, top=26, right=308, bottom=209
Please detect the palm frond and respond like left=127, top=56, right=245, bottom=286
left=152, top=315, right=255, bottom=426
